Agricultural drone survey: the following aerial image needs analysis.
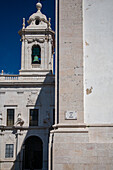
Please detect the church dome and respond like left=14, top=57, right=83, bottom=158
left=28, top=2, right=47, bottom=25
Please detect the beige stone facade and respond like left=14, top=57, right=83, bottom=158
left=49, top=0, right=113, bottom=170
left=0, top=2, right=55, bottom=170
left=1, top=0, right=113, bottom=170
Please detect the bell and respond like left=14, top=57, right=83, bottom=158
left=33, top=56, right=39, bottom=62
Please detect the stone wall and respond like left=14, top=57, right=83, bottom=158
left=51, top=0, right=113, bottom=169
left=84, top=0, right=113, bottom=124
left=57, top=0, right=84, bottom=124
left=50, top=126, right=113, bottom=170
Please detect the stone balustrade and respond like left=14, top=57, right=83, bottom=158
left=0, top=74, right=55, bottom=84
left=0, top=75, right=19, bottom=81
left=5, top=76, right=19, bottom=80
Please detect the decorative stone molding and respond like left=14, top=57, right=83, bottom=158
left=26, top=38, right=45, bottom=43
left=4, top=105, right=18, bottom=107
left=14, top=113, right=24, bottom=126
left=28, top=16, right=48, bottom=25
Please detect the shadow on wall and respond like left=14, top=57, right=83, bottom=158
left=10, top=72, right=55, bottom=170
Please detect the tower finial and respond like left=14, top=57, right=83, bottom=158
left=1, top=70, right=4, bottom=75
left=36, top=1, right=42, bottom=12
left=22, top=18, right=25, bottom=29
left=48, top=18, right=51, bottom=28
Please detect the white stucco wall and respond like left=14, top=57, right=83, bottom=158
left=84, top=0, right=113, bottom=123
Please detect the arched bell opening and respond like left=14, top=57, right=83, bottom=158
left=32, top=45, right=41, bottom=64
left=22, top=136, right=43, bottom=170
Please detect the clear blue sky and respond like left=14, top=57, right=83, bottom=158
left=0, top=0, right=55, bottom=74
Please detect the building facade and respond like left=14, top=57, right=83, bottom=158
left=1, top=0, right=113, bottom=170
left=49, top=0, right=113, bottom=170
left=0, top=2, right=55, bottom=170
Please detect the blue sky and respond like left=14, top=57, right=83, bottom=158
left=0, top=0, right=55, bottom=74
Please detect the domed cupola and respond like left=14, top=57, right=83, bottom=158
left=27, top=2, right=50, bottom=29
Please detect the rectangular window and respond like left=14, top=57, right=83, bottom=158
left=29, top=109, right=38, bottom=126
left=7, top=109, right=14, bottom=126
left=5, top=144, right=14, bottom=158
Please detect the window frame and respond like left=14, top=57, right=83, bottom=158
left=5, top=144, right=14, bottom=158
left=29, top=109, right=39, bottom=126
left=7, top=109, right=14, bottom=127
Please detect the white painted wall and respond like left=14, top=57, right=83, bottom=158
left=84, top=0, right=113, bottom=123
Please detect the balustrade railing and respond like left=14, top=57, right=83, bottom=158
left=0, top=74, right=50, bottom=82
left=5, top=76, right=19, bottom=80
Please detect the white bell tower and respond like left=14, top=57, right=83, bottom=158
left=19, top=2, right=55, bottom=75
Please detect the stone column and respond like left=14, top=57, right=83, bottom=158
left=21, top=35, right=25, bottom=70
left=49, top=0, right=85, bottom=169
left=45, top=38, right=48, bottom=70
left=24, top=39, right=28, bottom=70
left=48, top=36, right=52, bottom=71
left=56, top=0, right=84, bottom=125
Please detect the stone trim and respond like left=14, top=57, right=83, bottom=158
left=4, top=105, right=18, bottom=107
left=26, top=104, right=42, bottom=107
left=87, top=124, right=113, bottom=127
left=53, top=123, right=113, bottom=128
left=50, top=129, right=88, bottom=134
left=18, top=29, right=55, bottom=36
left=53, top=123, right=87, bottom=129
left=0, top=82, right=55, bottom=87
left=0, top=161, right=14, bottom=163
left=0, top=126, right=49, bottom=131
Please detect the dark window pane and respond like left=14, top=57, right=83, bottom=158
left=35, top=20, right=40, bottom=25
left=7, top=109, right=14, bottom=126
left=5, top=144, right=14, bottom=158
left=29, top=109, right=38, bottom=126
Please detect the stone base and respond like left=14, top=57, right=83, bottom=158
left=49, top=125, right=113, bottom=170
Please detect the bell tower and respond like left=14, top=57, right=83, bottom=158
left=19, top=2, right=55, bottom=75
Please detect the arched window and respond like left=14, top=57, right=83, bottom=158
left=35, top=19, right=40, bottom=25
left=32, top=45, right=41, bottom=64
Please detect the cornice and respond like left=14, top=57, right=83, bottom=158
left=0, top=82, right=55, bottom=87
left=0, top=126, right=50, bottom=131
left=18, top=28, right=55, bottom=36
left=53, top=123, right=113, bottom=129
